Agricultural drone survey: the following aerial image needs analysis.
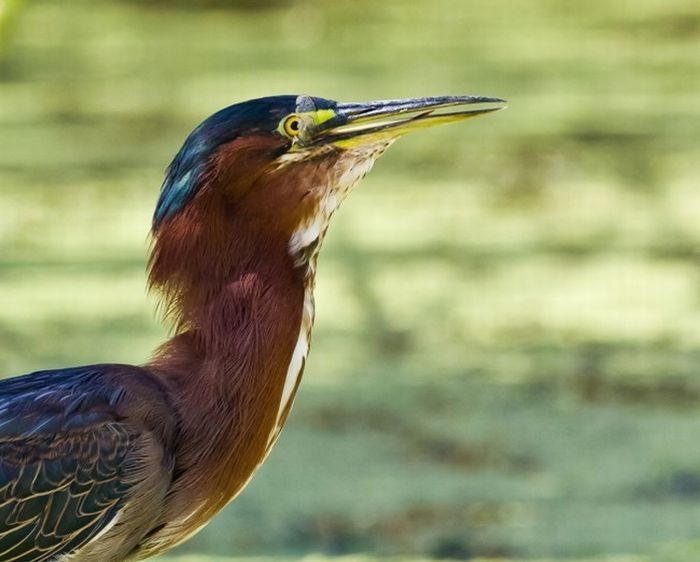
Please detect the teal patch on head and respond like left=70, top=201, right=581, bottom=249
left=154, top=169, right=195, bottom=226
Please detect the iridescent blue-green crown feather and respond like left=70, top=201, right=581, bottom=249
left=152, top=95, right=301, bottom=227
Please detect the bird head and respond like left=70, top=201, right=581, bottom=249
left=149, top=94, right=504, bottom=315
left=154, top=94, right=503, bottom=227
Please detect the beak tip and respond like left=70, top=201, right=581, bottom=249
left=466, top=95, right=507, bottom=105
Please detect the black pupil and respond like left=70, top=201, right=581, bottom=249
left=289, top=119, right=299, bottom=131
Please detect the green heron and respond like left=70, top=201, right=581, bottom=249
left=0, top=93, right=504, bottom=561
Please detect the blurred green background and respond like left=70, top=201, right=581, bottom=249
left=1, top=1, right=700, bottom=561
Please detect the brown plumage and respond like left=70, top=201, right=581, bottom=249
left=0, top=94, right=504, bottom=561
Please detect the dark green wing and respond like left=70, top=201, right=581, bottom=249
left=0, top=365, right=174, bottom=562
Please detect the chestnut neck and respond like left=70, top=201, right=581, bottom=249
left=150, top=186, right=303, bottom=346
left=147, top=184, right=306, bottom=451
left=139, top=135, right=333, bottom=550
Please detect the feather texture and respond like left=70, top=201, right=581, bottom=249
left=0, top=365, right=176, bottom=562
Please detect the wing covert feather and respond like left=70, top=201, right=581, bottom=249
left=0, top=365, right=176, bottom=562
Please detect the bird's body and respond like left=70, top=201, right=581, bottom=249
left=0, top=94, right=504, bottom=561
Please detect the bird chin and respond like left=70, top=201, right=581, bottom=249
left=286, top=142, right=388, bottom=267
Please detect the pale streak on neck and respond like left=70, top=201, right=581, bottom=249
left=267, top=147, right=388, bottom=448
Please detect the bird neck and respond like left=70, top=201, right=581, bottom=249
left=148, top=185, right=308, bottom=352
left=146, top=189, right=313, bottom=513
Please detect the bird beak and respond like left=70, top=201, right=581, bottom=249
left=300, top=95, right=506, bottom=148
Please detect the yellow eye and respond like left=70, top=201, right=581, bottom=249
left=282, top=115, right=302, bottom=137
